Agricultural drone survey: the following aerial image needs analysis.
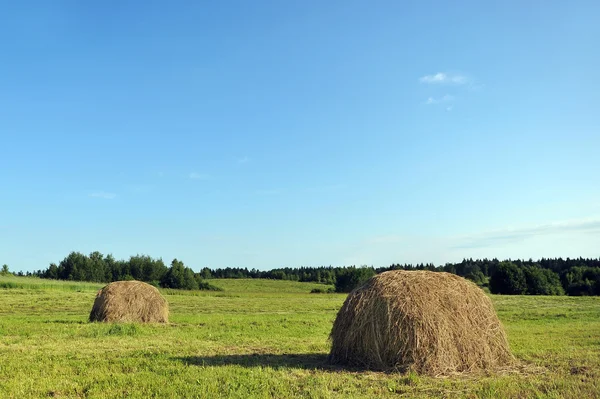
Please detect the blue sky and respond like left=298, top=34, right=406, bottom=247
left=1, top=1, right=599, bottom=272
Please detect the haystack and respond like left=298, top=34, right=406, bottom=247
left=89, top=281, right=168, bottom=323
left=328, top=270, right=512, bottom=375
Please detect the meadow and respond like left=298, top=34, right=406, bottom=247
left=0, top=275, right=599, bottom=398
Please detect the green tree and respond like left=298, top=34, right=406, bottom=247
left=489, top=262, right=527, bottom=294
left=44, top=263, right=59, bottom=279
left=127, top=255, right=167, bottom=283
left=334, top=266, right=376, bottom=293
left=88, top=251, right=107, bottom=282
left=128, top=255, right=145, bottom=280
left=523, top=266, right=564, bottom=295
left=182, top=267, right=199, bottom=290
left=563, top=267, right=600, bottom=296
left=465, top=269, right=486, bottom=285
left=200, top=267, right=212, bottom=279
left=1, top=264, right=9, bottom=275
left=160, top=259, right=186, bottom=289
left=103, top=254, right=116, bottom=282
left=57, top=252, right=90, bottom=280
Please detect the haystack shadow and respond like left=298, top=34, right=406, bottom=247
left=176, top=353, right=345, bottom=371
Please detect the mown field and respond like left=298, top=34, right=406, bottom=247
left=1, top=275, right=599, bottom=398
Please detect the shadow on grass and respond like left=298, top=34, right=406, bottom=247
left=175, top=353, right=352, bottom=371
left=43, top=320, right=86, bottom=324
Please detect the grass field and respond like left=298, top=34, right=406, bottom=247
left=1, top=275, right=599, bottom=398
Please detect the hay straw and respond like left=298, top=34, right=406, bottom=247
left=328, top=270, right=513, bottom=376
left=89, top=281, right=169, bottom=323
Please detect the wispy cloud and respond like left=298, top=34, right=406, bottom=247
left=237, top=156, right=250, bottom=164
left=420, top=72, right=467, bottom=84
left=453, top=218, right=600, bottom=249
left=420, top=73, right=447, bottom=83
left=425, top=94, right=454, bottom=105
left=189, top=172, right=210, bottom=180
left=89, top=191, right=117, bottom=200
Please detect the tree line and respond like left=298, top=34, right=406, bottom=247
left=200, top=258, right=600, bottom=295
left=14, top=252, right=220, bottom=291
left=11, top=253, right=600, bottom=295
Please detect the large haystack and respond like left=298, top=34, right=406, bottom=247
left=89, top=281, right=169, bottom=323
left=328, top=270, right=513, bottom=375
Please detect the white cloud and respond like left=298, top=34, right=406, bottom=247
left=453, top=218, right=600, bottom=249
left=425, top=94, right=454, bottom=105
left=189, top=172, right=210, bottom=180
left=89, top=191, right=117, bottom=200
left=420, top=72, right=447, bottom=83
left=344, top=217, right=600, bottom=267
left=420, top=72, right=468, bottom=84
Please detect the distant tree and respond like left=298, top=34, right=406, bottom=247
left=182, top=267, right=199, bottom=290
left=31, top=252, right=600, bottom=296
left=1, top=264, right=9, bottom=275
left=44, top=263, right=59, bottom=279
left=523, top=266, right=564, bottom=295
left=160, top=259, right=186, bottom=289
left=334, top=266, right=376, bottom=293
left=465, top=269, right=486, bottom=286
left=562, top=267, right=600, bottom=296
left=128, top=255, right=145, bottom=280
left=489, top=262, right=527, bottom=295
left=88, top=251, right=107, bottom=282
left=103, top=254, right=116, bottom=282
left=127, top=255, right=167, bottom=283
left=270, top=270, right=287, bottom=280
left=200, top=267, right=212, bottom=279
left=71, top=264, right=87, bottom=281
left=56, top=252, right=90, bottom=281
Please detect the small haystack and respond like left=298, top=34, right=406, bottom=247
left=89, top=281, right=168, bottom=323
left=328, top=270, right=513, bottom=375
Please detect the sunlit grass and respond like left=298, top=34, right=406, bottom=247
left=0, top=274, right=104, bottom=291
left=1, top=275, right=599, bottom=398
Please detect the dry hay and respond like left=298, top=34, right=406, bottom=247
left=328, top=270, right=513, bottom=376
left=89, top=280, right=169, bottom=323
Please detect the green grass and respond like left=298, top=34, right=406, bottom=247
left=1, top=275, right=599, bottom=398
left=207, top=278, right=332, bottom=293
left=0, top=274, right=104, bottom=291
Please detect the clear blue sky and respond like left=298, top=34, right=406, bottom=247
left=2, top=1, right=599, bottom=272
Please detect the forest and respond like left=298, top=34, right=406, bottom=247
left=8, top=253, right=600, bottom=295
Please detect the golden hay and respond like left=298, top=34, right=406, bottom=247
left=89, top=280, right=169, bottom=323
left=328, top=270, right=513, bottom=376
